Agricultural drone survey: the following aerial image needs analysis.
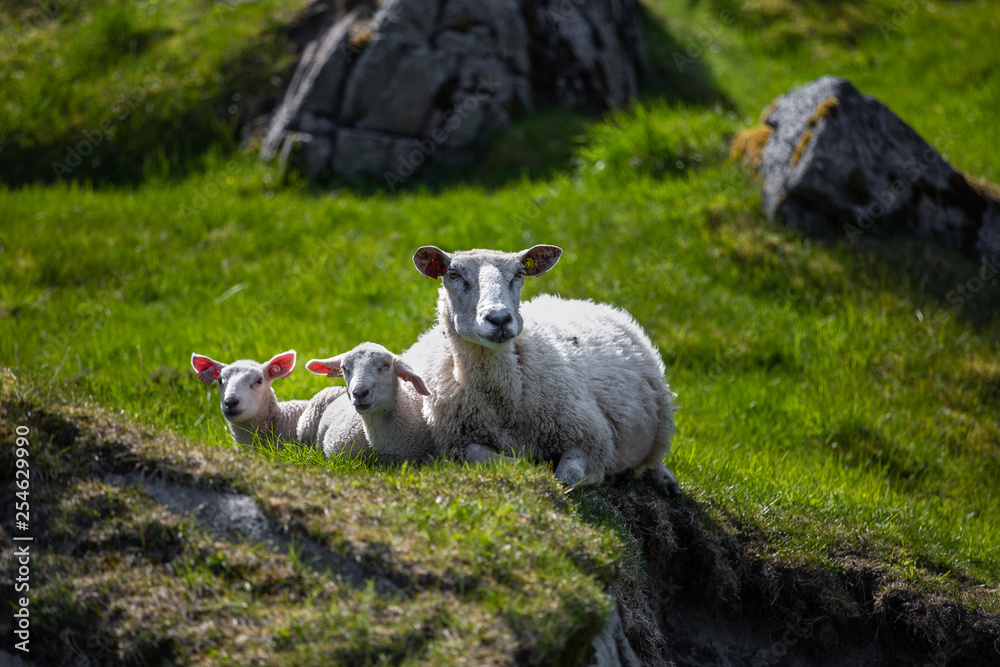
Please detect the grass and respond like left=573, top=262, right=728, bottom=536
left=2, top=0, right=1000, bottom=663
left=0, top=383, right=619, bottom=664
left=0, top=0, right=311, bottom=185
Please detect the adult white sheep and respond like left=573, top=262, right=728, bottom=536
left=306, top=342, right=434, bottom=462
left=191, top=350, right=316, bottom=447
left=405, top=245, right=681, bottom=496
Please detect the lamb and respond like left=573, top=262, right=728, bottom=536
left=295, top=385, right=349, bottom=445
left=404, top=245, right=681, bottom=496
left=306, top=342, right=434, bottom=462
left=191, top=350, right=317, bottom=447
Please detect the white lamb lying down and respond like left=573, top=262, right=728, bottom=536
left=191, top=350, right=311, bottom=447
left=405, top=244, right=681, bottom=496
left=306, top=342, right=434, bottom=462
left=295, top=385, right=348, bottom=445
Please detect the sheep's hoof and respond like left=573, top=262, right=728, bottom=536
left=644, top=464, right=682, bottom=498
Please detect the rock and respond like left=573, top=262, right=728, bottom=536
left=757, top=75, right=1000, bottom=257
left=587, top=600, right=643, bottom=667
left=106, top=473, right=398, bottom=593
left=0, top=650, right=33, bottom=667
left=262, top=0, right=647, bottom=185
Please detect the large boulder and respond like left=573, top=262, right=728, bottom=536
left=755, top=76, right=1000, bottom=256
left=262, top=0, right=647, bottom=186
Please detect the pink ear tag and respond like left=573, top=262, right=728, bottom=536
left=270, top=365, right=280, bottom=376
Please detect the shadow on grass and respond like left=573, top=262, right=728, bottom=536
left=572, top=479, right=1000, bottom=666
left=639, top=2, right=735, bottom=109
left=704, top=170, right=1000, bottom=334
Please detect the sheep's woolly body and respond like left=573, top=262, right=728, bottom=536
left=358, top=381, right=435, bottom=462
left=296, top=386, right=348, bottom=445
left=229, top=392, right=309, bottom=447
left=405, top=293, right=676, bottom=484
left=316, top=395, right=368, bottom=458
left=309, top=343, right=435, bottom=463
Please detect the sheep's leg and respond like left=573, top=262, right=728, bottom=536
left=462, top=443, right=518, bottom=465
left=325, top=437, right=367, bottom=460
left=642, top=463, right=681, bottom=498
left=554, top=448, right=588, bottom=486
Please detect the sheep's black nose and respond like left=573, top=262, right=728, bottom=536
left=484, top=309, right=513, bottom=327
left=352, top=387, right=370, bottom=401
left=224, top=397, right=240, bottom=409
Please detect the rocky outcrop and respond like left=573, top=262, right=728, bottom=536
left=755, top=76, right=1000, bottom=256
left=587, top=600, right=642, bottom=667
left=261, top=0, right=646, bottom=185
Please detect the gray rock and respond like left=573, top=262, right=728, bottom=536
left=262, top=0, right=646, bottom=184
left=588, top=600, right=643, bottom=667
left=332, top=127, right=417, bottom=180
left=0, top=650, right=34, bottom=667
left=106, top=472, right=398, bottom=593
left=277, top=131, right=333, bottom=179
left=759, top=75, right=1000, bottom=257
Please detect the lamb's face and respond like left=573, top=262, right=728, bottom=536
left=413, top=246, right=563, bottom=351
left=191, top=350, right=296, bottom=426
left=217, top=361, right=272, bottom=424
left=305, top=343, right=430, bottom=414
left=339, top=345, right=398, bottom=415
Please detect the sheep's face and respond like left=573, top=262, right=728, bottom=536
left=306, top=343, right=430, bottom=414
left=191, top=351, right=296, bottom=425
left=217, top=362, right=272, bottom=423
left=413, top=246, right=562, bottom=351
left=340, top=346, right=399, bottom=415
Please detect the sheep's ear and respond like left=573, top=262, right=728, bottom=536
left=394, top=357, right=431, bottom=396
left=413, top=246, right=452, bottom=279
left=306, top=356, right=344, bottom=378
left=191, top=353, right=224, bottom=384
left=265, top=350, right=296, bottom=381
left=518, top=245, right=562, bottom=277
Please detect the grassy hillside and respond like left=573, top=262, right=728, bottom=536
left=0, top=0, right=311, bottom=184
left=2, top=0, right=1000, bottom=664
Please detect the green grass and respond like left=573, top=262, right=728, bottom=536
left=3, top=0, right=1000, bottom=662
left=0, top=388, right=619, bottom=664
left=0, top=0, right=310, bottom=184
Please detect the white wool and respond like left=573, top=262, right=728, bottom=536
left=191, top=350, right=308, bottom=448
left=296, top=385, right=348, bottom=445
left=307, top=342, right=435, bottom=463
left=406, top=246, right=680, bottom=495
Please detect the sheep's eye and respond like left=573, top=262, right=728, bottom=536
left=447, top=270, right=460, bottom=281
left=255, top=377, right=263, bottom=385
left=379, top=363, right=391, bottom=371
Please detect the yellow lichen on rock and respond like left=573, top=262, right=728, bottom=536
left=730, top=124, right=772, bottom=172
left=790, top=129, right=813, bottom=166
left=808, top=96, right=840, bottom=125
left=789, top=96, right=839, bottom=167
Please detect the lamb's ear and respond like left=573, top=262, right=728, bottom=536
left=265, top=350, right=296, bottom=381
left=394, top=357, right=431, bottom=396
left=413, top=246, right=452, bottom=279
left=306, top=356, right=344, bottom=378
left=191, top=353, right=224, bottom=384
left=518, top=245, right=562, bottom=277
